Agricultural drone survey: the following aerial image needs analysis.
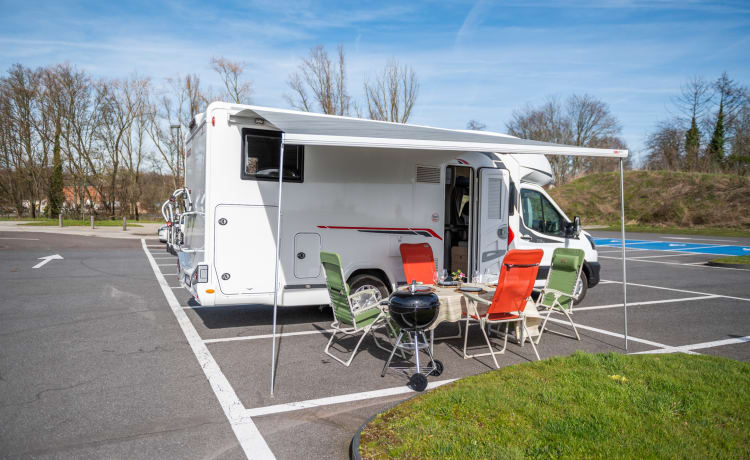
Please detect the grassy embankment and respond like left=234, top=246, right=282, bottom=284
left=548, top=170, right=750, bottom=237
left=359, top=352, right=750, bottom=459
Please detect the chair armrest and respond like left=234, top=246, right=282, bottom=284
left=349, top=289, right=380, bottom=311
left=462, top=292, right=491, bottom=305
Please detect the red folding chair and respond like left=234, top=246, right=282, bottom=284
left=399, top=243, right=461, bottom=345
left=461, top=249, right=543, bottom=367
left=399, top=243, right=436, bottom=285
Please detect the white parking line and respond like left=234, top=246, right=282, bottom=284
left=244, top=379, right=457, bottom=417
left=601, top=279, right=750, bottom=302
left=0, top=237, right=40, bottom=240
left=632, top=336, right=750, bottom=354
left=572, top=295, right=720, bottom=311
left=203, top=329, right=336, bottom=344
left=599, top=255, right=746, bottom=270
left=630, top=253, right=710, bottom=259
left=664, top=237, right=737, bottom=242
left=544, top=317, right=676, bottom=351
left=140, top=239, right=274, bottom=459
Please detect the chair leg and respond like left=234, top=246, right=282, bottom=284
left=561, top=308, right=581, bottom=341
left=523, top=321, right=541, bottom=361
left=478, top=320, right=500, bottom=368
left=535, top=309, right=553, bottom=345
left=381, top=331, right=404, bottom=377
left=325, top=323, right=372, bottom=367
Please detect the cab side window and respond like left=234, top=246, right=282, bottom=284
left=521, top=189, right=565, bottom=237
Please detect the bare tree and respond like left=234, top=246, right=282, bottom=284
left=286, top=44, right=351, bottom=115
left=211, top=57, right=252, bottom=104
left=363, top=59, right=419, bottom=123
left=506, top=94, right=625, bottom=183
left=644, top=120, right=684, bottom=170
left=506, top=98, right=573, bottom=184
left=466, top=120, right=486, bottom=130
left=673, top=77, right=712, bottom=171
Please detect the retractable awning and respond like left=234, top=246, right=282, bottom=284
left=230, top=106, right=628, bottom=158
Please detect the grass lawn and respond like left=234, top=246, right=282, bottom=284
left=17, top=218, right=142, bottom=227
left=359, top=352, right=750, bottom=459
left=600, top=224, right=750, bottom=238
left=709, top=255, right=750, bottom=265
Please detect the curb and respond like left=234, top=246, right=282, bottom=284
left=350, top=393, right=423, bottom=459
left=706, top=261, right=750, bottom=270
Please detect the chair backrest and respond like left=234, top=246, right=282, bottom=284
left=541, top=248, right=585, bottom=310
left=487, top=249, right=543, bottom=316
left=399, top=243, right=436, bottom=285
left=320, top=251, right=354, bottom=324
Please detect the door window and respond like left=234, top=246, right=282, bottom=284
left=521, top=189, right=565, bottom=237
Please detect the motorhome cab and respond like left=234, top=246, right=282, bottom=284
left=179, top=103, right=617, bottom=308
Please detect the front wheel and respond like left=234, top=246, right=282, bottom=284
left=348, top=273, right=390, bottom=302
left=573, top=271, right=588, bottom=305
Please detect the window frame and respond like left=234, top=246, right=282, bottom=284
left=240, top=128, right=304, bottom=183
left=520, top=187, right=567, bottom=237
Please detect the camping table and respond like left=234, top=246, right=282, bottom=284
left=428, top=284, right=542, bottom=341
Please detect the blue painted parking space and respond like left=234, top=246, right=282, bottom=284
left=593, top=238, right=750, bottom=257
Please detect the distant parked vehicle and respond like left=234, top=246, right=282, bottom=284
left=158, top=225, right=168, bottom=243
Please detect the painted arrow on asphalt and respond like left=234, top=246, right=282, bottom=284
left=33, top=254, right=63, bottom=269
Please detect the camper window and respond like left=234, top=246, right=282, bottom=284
left=520, top=189, right=565, bottom=237
left=241, top=128, right=304, bottom=182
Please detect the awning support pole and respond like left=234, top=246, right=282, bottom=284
left=270, top=136, right=285, bottom=396
left=619, top=158, right=628, bottom=351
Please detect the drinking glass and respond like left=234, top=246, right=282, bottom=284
left=472, top=270, right=480, bottom=284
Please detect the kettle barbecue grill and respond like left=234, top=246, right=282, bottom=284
left=381, top=282, right=444, bottom=391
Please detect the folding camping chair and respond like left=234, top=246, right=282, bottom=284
left=320, top=251, right=397, bottom=366
left=399, top=243, right=462, bottom=345
left=461, top=249, right=543, bottom=367
left=534, top=248, right=585, bottom=344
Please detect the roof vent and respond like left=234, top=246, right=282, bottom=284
left=416, top=165, right=440, bottom=184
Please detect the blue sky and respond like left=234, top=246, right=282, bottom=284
left=2, top=0, right=749, bottom=161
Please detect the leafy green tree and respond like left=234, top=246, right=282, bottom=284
left=707, top=106, right=725, bottom=168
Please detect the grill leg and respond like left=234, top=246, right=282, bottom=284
left=381, top=331, right=404, bottom=377
left=414, top=332, right=421, bottom=375
left=421, top=331, right=436, bottom=364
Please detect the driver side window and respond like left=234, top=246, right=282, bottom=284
left=521, top=189, right=565, bottom=237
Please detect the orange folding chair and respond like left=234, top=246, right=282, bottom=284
left=399, top=243, right=437, bottom=285
left=461, top=249, right=543, bottom=367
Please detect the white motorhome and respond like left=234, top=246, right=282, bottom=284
left=178, top=103, right=618, bottom=308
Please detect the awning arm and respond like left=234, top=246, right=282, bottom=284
left=620, top=158, right=628, bottom=351
left=270, top=135, right=285, bottom=395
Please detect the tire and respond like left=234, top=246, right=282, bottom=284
left=348, top=273, right=390, bottom=302
left=573, top=270, right=588, bottom=305
left=429, top=359, right=444, bottom=377
left=408, top=373, right=428, bottom=392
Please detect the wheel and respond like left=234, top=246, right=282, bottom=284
left=573, top=270, right=588, bottom=305
left=348, top=273, right=390, bottom=302
left=408, top=373, right=428, bottom=392
left=429, top=359, right=444, bottom=377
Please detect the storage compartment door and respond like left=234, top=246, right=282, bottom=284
left=214, top=205, right=278, bottom=295
left=294, top=233, right=321, bottom=279
left=477, top=169, right=509, bottom=281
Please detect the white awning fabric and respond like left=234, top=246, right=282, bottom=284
left=229, top=105, right=628, bottom=158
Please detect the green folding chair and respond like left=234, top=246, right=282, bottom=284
left=321, top=251, right=397, bottom=366
left=534, top=248, right=585, bottom=344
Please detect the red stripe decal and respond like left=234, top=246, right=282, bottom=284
left=317, top=225, right=442, bottom=240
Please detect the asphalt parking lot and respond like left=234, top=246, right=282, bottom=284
left=1, top=230, right=749, bottom=459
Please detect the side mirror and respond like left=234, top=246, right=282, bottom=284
left=573, top=216, right=582, bottom=238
